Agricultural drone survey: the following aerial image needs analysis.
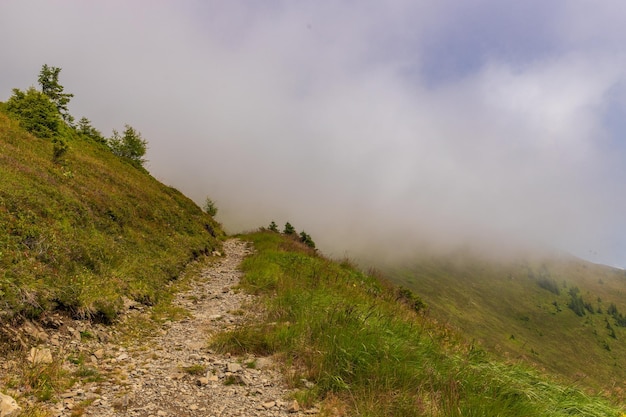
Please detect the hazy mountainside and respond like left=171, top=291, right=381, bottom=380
left=383, top=250, right=626, bottom=394
left=0, top=111, right=222, bottom=324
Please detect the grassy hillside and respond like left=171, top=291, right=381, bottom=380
left=214, top=231, right=623, bottom=416
left=0, top=111, right=222, bottom=324
left=383, top=250, right=626, bottom=397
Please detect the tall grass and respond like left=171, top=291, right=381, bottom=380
left=213, top=231, right=622, bottom=416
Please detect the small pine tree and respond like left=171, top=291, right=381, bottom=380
left=567, top=287, right=586, bottom=317
left=606, top=319, right=617, bottom=339
left=283, top=222, right=296, bottom=235
left=108, top=125, right=148, bottom=168
left=203, top=197, right=218, bottom=217
left=299, top=231, right=316, bottom=249
left=77, top=117, right=106, bottom=143
left=38, top=64, right=74, bottom=124
left=268, top=221, right=278, bottom=232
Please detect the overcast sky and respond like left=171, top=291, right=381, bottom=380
left=2, top=1, right=626, bottom=266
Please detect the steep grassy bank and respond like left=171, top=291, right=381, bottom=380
left=213, top=231, right=622, bottom=416
left=0, top=112, right=222, bottom=323
left=383, top=253, right=626, bottom=397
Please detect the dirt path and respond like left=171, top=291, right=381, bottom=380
left=50, top=239, right=312, bottom=417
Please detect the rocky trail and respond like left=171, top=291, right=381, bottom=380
left=1, top=239, right=318, bottom=417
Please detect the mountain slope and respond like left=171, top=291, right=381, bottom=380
left=213, top=231, right=623, bottom=416
left=383, top=249, right=626, bottom=395
left=0, top=112, right=222, bottom=323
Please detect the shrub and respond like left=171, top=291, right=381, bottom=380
left=396, top=286, right=427, bottom=313
left=52, top=137, right=69, bottom=163
left=5, top=87, right=61, bottom=138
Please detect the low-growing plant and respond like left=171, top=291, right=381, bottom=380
left=52, top=137, right=69, bottom=163
left=181, top=364, right=206, bottom=375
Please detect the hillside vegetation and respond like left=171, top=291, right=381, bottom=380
left=0, top=110, right=222, bottom=324
left=215, top=231, right=622, bottom=416
left=384, top=250, right=626, bottom=397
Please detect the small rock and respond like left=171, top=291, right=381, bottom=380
left=305, top=407, right=320, bottom=414
left=288, top=400, right=300, bottom=413
left=235, top=374, right=251, bottom=386
left=301, top=378, right=315, bottom=388
left=116, top=353, right=129, bottom=361
left=38, top=331, right=49, bottom=342
left=255, top=357, right=272, bottom=369
left=122, top=297, right=139, bottom=310
left=60, top=391, right=76, bottom=399
left=196, top=377, right=209, bottom=386
left=0, top=392, right=21, bottom=417
left=28, top=347, right=53, bottom=364
left=169, top=372, right=185, bottom=380
left=70, top=329, right=81, bottom=341
left=63, top=398, right=75, bottom=409
left=112, top=394, right=133, bottom=409
left=262, top=401, right=276, bottom=409
left=227, top=362, right=243, bottom=373
left=93, top=349, right=105, bottom=360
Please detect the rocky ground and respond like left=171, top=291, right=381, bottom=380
left=1, top=239, right=319, bottom=417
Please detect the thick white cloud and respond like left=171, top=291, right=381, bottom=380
left=1, top=1, right=626, bottom=265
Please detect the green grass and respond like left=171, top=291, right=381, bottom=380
left=383, top=251, right=626, bottom=396
left=0, top=111, right=223, bottom=322
left=212, top=231, right=623, bottom=416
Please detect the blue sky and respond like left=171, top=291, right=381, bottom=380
left=2, top=1, right=626, bottom=266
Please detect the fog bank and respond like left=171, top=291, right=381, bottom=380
left=2, top=1, right=626, bottom=266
